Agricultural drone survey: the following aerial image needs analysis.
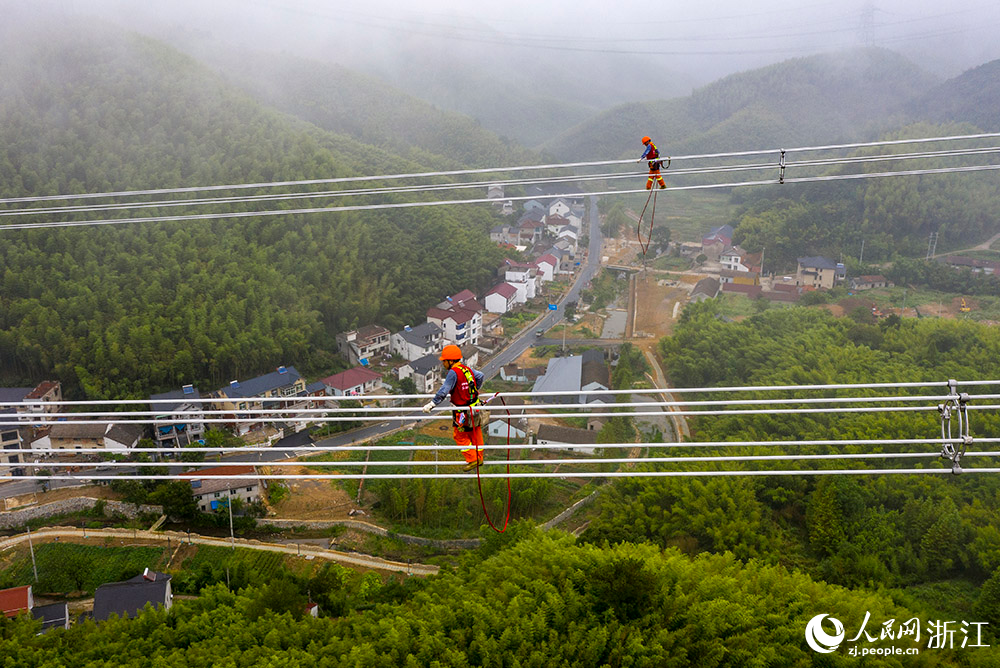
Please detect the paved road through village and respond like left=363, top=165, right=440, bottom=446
left=0, top=196, right=605, bottom=496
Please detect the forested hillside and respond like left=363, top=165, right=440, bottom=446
left=4, top=532, right=993, bottom=666
left=905, top=59, right=1000, bottom=132
left=190, top=47, right=538, bottom=169
left=0, top=22, right=504, bottom=397
left=730, top=122, right=1000, bottom=267
left=543, top=48, right=938, bottom=161
left=581, top=303, right=1000, bottom=609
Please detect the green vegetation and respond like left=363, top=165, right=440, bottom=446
left=173, top=545, right=289, bottom=594
left=0, top=543, right=165, bottom=595
left=2, top=532, right=993, bottom=665
left=0, top=28, right=504, bottom=398
left=578, top=302, right=1000, bottom=601
left=732, top=123, right=1000, bottom=270
left=579, top=270, right=624, bottom=311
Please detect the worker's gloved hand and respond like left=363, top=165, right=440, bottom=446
left=422, top=401, right=435, bottom=413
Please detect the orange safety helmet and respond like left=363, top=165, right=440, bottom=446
left=641, top=136, right=651, bottom=145
left=439, top=344, right=463, bottom=361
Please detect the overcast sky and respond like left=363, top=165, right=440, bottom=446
left=8, top=0, right=1000, bottom=87
left=264, top=0, right=1000, bottom=81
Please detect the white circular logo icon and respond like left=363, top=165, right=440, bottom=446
left=805, top=614, right=845, bottom=653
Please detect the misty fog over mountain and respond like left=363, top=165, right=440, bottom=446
left=5, top=0, right=1000, bottom=147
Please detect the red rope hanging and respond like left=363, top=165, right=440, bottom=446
left=474, top=393, right=512, bottom=533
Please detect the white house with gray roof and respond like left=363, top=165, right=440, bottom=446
left=391, top=322, right=443, bottom=361
left=397, top=353, right=441, bottom=393
left=33, top=422, right=144, bottom=453
left=149, top=385, right=205, bottom=446
left=531, top=350, right=608, bottom=405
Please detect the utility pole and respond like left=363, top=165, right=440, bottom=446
left=859, top=239, right=865, bottom=264
left=26, top=524, right=38, bottom=582
left=227, top=495, right=235, bottom=550
left=357, top=448, right=372, bottom=504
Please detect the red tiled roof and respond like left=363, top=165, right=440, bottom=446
left=0, top=586, right=30, bottom=618
left=451, top=289, right=477, bottom=303
left=535, top=254, right=559, bottom=267
left=25, top=380, right=59, bottom=400
left=721, top=283, right=762, bottom=298
left=427, top=307, right=476, bottom=324
left=486, top=282, right=518, bottom=298
left=320, top=367, right=382, bottom=391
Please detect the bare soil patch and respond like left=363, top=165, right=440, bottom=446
left=270, top=465, right=359, bottom=520
left=3, top=484, right=121, bottom=509
left=634, top=272, right=687, bottom=341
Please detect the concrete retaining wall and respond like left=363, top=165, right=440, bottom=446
left=0, top=497, right=162, bottom=529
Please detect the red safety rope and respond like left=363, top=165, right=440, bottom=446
left=474, top=393, right=512, bottom=533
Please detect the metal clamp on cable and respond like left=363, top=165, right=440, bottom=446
left=938, top=379, right=971, bottom=474
left=778, top=149, right=786, bottom=184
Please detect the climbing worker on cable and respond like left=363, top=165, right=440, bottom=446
left=638, top=136, right=667, bottom=190
left=422, top=344, right=487, bottom=471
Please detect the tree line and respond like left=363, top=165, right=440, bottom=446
left=0, top=32, right=505, bottom=398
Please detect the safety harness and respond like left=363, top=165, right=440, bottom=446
left=451, top=362, right=482, bottom=430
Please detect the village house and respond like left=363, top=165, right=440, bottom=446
left=485, top=396, right=528, bottom=440
left=719, top=268, right=760, bottom=286
left=182, top=465, right=262, bottom=513
left=500, top=363, right=545, bottom=383
left=533, top=254, right=559, bottom=282
left=93, top=570, right=172, bottom=622
left=502, top=260, right=540, bottom=303
left=0, top=381, right=63, bottom=473
left=0, top=585, right=32, bottom=618
left=517, top=219, right=545, bottom=246
left=32, top=422, right=145, bottom=453
left=0, top=391, right=27, bottom=476
left=391, top=322, right=443, bottom=361
left=719, top=246, right=761, bottom=273
left=544, top=213, right=570, bottom=237
left=484, top=282, right=519, bottom=314
left=0, top=585, right=68, bottom=632
left=701, top=225, right=733, bottom=262
left=795, top=256, right=845, bottom=289
left=33, top=602, right=70, bottom=632
left=335, top=325, right=391, bottom=366
left=397, top=353, right=441, bottom=394
left=149, top=385, right=205, bottom=447
left=721, top=282, right=763, bottom=299
left=21, top=381, right=62, bottom=423
left=849, top=275, right=894, bottom=291
left=690, top=277, right=721, bottom=303
left=320, top=367, right=383, bottom=397
left=211, top=366, right=307, bottom=436
left=427, top=304, right=481, bottom=347
left=534, top=423, right=599, bottom=454
left=531, top=350, right=609, bottom=405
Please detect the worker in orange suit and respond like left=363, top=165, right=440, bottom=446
left=639, top=135, right=667, bottom=190
left=422, top=344, right=486, bottom=471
